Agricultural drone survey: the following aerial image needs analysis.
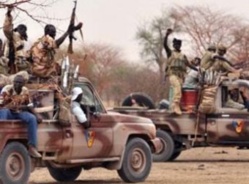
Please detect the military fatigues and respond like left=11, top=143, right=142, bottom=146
left=200, top=51, right=215, bottom=70
left=166, top=51, right=188, bottom=115
left=211, top=55, right=244, bottom=109
left=30, top=35, right=58, bottom=78
left=210, top=58, right=236, bottom=73
left=0, top=56, right=9, bottom=75
left=3, top=14, right=29, bottom=73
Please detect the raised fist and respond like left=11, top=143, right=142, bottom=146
left=166, top=28, right=173, bottom=35
left=7, top=5, right=14, bottom=16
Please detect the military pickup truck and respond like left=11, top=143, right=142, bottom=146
left=112, top=79, right=249, bottom=162
left=0, top=76, right=161, bottom=184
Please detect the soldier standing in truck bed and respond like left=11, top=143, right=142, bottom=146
left=3, top=6, right=29, bottom=74
left=200, top=44, right=216, bottom=70
left=164, top=28, right=197, bottom=115
left=211, top=45, right=241, bottom=74
left=29, top=24, right=71, bottom=78
left=0, top=38, right=9, bottom=75
left=211, top=44, right=244, bottom=109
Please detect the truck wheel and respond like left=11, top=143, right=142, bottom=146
left=153, top=130, right=175, bottom=162
left=122, top=93, right=156, bottom=109
left=0, top=142, right=31, bottom=184
left=47, top=164, right=82, bottom=182
left=117, top=138, right=152, bottom=183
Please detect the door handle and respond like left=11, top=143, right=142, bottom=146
left=64, top=129, right=73, bottom=138
left=221, top=114, right=230, bottom=118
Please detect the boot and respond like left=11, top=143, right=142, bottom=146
left=174, top=104, right=182, bottom=115
left=173, top=102, right=182, bottom=115
left=29, top=146, right=42, bottom=158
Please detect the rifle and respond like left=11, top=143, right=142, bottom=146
left=67, top=0, right=83, bottom=54
left=8, top=37, right=16, bottom=74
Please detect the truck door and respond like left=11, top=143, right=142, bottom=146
left=207, top=113, right=249, bottom=144
left=69, top=83, right=113, bottom=159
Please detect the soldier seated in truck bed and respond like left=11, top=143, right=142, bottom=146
left=0, top=75, right=42, bottom=158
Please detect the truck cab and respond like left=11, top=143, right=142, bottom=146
left=112, top=79, right=249, bottom=162
left=0, top=76, right=161, bottom=184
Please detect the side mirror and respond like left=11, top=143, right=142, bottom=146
left=93, top=112, right=101, bottom=120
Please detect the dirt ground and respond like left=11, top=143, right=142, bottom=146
left=29, top=147, right=249, bottom=184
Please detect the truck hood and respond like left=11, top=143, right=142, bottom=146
left=107, top=111, right=153, bottom=124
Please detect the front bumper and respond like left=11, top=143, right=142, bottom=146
left=150, top=137, right=163, bottom=154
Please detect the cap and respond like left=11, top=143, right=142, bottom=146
left=13, top=75, right=25, bottom=83
left=173, top=38, right=182, bottom=45
left=218, top=44, right=227, bottom=51
left=71, top=87, right=83, bottom=101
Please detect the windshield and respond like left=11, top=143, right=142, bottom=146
left=73, top=82, right=105, bottom=113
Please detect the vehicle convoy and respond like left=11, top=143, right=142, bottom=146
left=111, top=78, right=249, bottom=162
left=0, top=76, right=161, bottom=184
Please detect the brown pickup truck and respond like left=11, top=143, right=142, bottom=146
left=112, top=79, right=249, bottom=162
left=0, top=77, right=161, bottom=184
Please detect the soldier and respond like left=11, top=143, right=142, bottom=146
left=0, top=38, right=9, bottom=75
left=211, top=45, right=240, bottom=74
left=183, top=57, right=201, bottom=89
left=29, top=24, right=72, bottom=78
left=3, top=6, right=29, bottom=73
left=211, top=44, right=243, bottom=109
left=71, top=87, right=88, bottom=128
left=200, top=44, right=216, bottom=70
left=0, top=75, right=42, bottom=158
left=164, top=28, right=197, bottom=115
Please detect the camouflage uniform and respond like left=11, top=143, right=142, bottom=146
left=201, top=51, right=215, bottom=70
left=211, top=59, right=236, bottom=73
left=3, top=13, right=29, bottom=73
left=0, top=56, right=9, bottom=75
left=166, top=51, right=188, bottom=115
left=211, top=45, right=244, bottom=109
left=30, top=35, right=58, bottom=78
left=200, top=45, right=216, bottom=70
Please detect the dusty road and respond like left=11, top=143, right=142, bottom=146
left=29, top=147, right=249, bottom=184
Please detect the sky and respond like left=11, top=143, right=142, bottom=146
left=1, top=0, right=249, bottom=62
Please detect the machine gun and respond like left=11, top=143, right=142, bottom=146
left=67, top=0, right=83, bottom=54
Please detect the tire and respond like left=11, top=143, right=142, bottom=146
left=153, top=130, right=175, bottom=162
left=0, top=142, right=31, bottom=184
left=168, top=151, right=181, bottom=161
left=47, top=164, right=82, bottom=182
left=117, top=138, right=152, bottom=183
left=122, top=93, right=156, bottom=109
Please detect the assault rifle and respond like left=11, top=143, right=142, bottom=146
left=67, top=0, right=83, bottom=54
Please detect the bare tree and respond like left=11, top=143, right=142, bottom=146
left=70, top=43, right=126, bottom=98
left=59, top=44, right=166, bottom=106
left=136, top=11, right=181, bottom=81
left=0, top=0, right=65, bottom=26
left=171, top=6, right=249, bottom=62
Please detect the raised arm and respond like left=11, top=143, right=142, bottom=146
left=55, top=31, right=69, bottom=48
left=213, top=55, right=234, bottom=67
left=55, top=21, right=81, bottom=47
left=3, top=7, right=14, bottom=40
left=185, top=56, right=198, bottom=71
left=164, top=28, right=173, bottom=58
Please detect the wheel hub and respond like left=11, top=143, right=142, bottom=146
left=157, top=138, right=167, bottom=154
left=6, top=152, right=24, bottom=180
left=130, top=148, right=146, bottom=172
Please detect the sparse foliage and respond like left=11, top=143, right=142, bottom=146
left=136, top=11, right=180, bottom=80
left=0, top=0, right=65, bottom=26
left=170, top=6, right=249, bottom=62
